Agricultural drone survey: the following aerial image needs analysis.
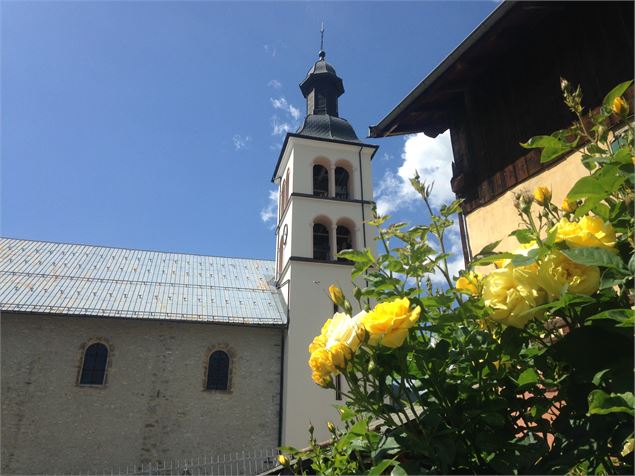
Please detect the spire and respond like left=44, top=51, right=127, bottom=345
left=319, top=22, right=325, bottom=59
left=296, top=28, right=359, bottom=142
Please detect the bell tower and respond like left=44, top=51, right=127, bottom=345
left=271, top=46, right=378, bottom=445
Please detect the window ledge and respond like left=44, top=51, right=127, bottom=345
left=289, top=256, right=355, bottom=266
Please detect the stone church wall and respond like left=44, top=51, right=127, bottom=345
left=1, top=312, right=283, bottom=475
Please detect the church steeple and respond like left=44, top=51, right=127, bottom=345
left=272, top=39, right=379, bottom=446
left=299, top=50, right=344, bottom=117
left=296, top=35, right=359, bottom=142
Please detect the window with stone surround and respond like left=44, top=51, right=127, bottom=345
left=206, top=350, right=230, bottom=391
left=79, top=342, right=109, bottom=386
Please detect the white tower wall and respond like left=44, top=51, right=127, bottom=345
left=274, top=136, right=377, bottom=445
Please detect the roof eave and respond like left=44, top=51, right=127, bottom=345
left=368, top=0, right=515, bottom=138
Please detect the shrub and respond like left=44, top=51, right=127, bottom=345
left=281, top=80, right=634, bottom=475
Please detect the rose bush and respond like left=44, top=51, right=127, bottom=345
left=280, top=81, right=634, bottom=474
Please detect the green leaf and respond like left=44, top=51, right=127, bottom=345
left=338, top=249, right=373, bottom=264
left=510, top=229, right=535, bottom=244
left=475, top=240, right=502, bottom=257
left=471, top=252, right=515, bottom=267
left=369, top=459, right=397, bottom=475
left=592, top=369, right=611, bottom=387
left=567, top=176, right=608, bottom=201
left=599, top=268, right=631, bottom=290
left=587, top=389, right=634, bottom=416
left=391, top=464, right=408, bottom=476
left=561, top=247, right=624, bottom=270
left=439, top=199, right=463, bottom=218
left=348, top=419, right=369, bottom=436
left=517, top=368, right=540, bottom=387
left=521, top=134, right=575, bottom=163
left=511, top=247, right=542, bottom=267
left=587, top=309, right=634, bottom=327
left=602, top=80, right=633, bottom=111
left=520, top=135, right=566, bottom=150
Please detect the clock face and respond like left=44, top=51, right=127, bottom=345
left=282, top=224, right=288, bottom=246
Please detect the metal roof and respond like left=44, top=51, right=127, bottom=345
left=0, top=238, right=286, bottom=327
left=296, top=114, right=360, bottom=142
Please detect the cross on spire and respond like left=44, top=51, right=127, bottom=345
left=319, top=22, right=325, bottom=59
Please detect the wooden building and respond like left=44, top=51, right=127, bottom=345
left=369, top=0, right=634, bottom=259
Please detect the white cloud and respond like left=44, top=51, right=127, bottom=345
left=268, top=79, right=282, bottom=89
left=270, top=96, right=301, bottom=120
left=232, top=134, right=251, bottom=151
left=375, top=131, right=454, bottom=215
left=264, top=44, right=277, bottom=57
left=381, top=152, right=393, bottom=162
left=289, top=104, right=300, bottom=120
left=271, top=116, right=293, bottom=136
left=260, top=189, right=279, bottom=228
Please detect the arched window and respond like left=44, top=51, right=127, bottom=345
left=280, top=178, right=287, bottom=218
left=206, top=350, right=230, bottom=391
left=336, top=225, right=353, bottom=261
left=313, top=223, right=330, bottom=260
left=80, top=343, right=108, bottom=385
left=313, top=164, right=329, bottom=197
left=334, top=167, right=350, bottom=200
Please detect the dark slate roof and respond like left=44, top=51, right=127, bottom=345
left=0, top=238, right=287, bottom=327
left=306, top=58, right=337, bottom=76
left=296, top=114, right=359, bottom=142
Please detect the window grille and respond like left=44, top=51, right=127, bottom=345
left=334, top=167, right=350, bottom=199
left=313, top=224, right=330, bottom=260
left=313, top=165, right=329, bottom=197
left=336, top=226, right=353, bottom=261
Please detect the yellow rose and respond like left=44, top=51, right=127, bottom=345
left=481, top=267, right=546, bottom=328
left=308, top=348, right=335, bottom=377
left=555, top=216, right=616, bottom=251
left=495, top=242, right=538, bottom=269
left=612, top=96, right=629, bottom=115
left=308, top=311, right=365, bottom=380
left=327, top=421, right=336, bottom=433
left=324, top=312, right=365, bottom=355
left=311, top=371, right=331, bottom=387
left=328, top=284, right=345, bottom=307
left=621, top=437, right=634, bottom=457
left=533, top=186, right=552, bottom=206
left=277, top=455, right=289, bottom=466
left=456, top=271, right=481, bottom=295
left=361, top=297, right=421, bottom=348
left=537, top=251, right=600, bottom=300
left=561, top=197, right=578, bottom=213
left=308, top=333, right=326, bottom=354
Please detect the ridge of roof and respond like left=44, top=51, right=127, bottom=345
left=1, top=236, right=274, bottom=263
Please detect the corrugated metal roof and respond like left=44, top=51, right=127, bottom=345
left=0, top=238, right=286, bottom=327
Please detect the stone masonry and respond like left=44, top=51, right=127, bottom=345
left=1, top=312, right=283, bottom=475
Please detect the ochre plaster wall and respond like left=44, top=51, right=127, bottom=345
left=1, top=313, right=282, bottom=475
left=465, top=152, right=588, bottom=255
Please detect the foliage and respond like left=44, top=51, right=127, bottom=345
left=279, top=80, right=635, bottom=475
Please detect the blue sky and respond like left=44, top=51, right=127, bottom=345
left=2, top=1, right=498, bottom=264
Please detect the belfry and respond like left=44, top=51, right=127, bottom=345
left=272, top=45, right=378, bottom=444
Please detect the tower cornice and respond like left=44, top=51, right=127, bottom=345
left=271, top=133, right=379, bottom=183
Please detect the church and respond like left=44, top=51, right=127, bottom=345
left=1, top=49, right=378, bottom=475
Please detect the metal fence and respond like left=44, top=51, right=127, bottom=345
left=77, top=448, right=280, bottom=476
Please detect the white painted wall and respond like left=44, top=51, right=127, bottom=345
left=274, top=135, right=377, bottom=446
